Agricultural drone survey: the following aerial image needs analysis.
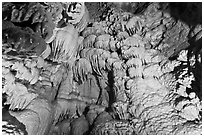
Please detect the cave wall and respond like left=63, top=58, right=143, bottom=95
left=2, top=2, right=202, bottom=135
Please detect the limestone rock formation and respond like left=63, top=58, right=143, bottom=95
left=2, top=2, right=202, bottom=135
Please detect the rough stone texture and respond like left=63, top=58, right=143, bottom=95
left=2, top=2, right=202, bottom=135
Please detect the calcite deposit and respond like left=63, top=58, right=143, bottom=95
left=2, top=2, right=202, bottom=135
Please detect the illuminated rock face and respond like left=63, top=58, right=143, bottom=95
left=2, top=2, right=202, bottom=135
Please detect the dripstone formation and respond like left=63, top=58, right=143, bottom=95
left=2, top=2, right=202, bottom=135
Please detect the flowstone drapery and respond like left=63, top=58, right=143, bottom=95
left=2, top=2, right=202, bottom=135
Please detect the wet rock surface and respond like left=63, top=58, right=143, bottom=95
left=2, top=2, right=202, bottom=135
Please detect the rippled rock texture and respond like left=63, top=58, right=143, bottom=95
left=2, top=2, right=202, bottom=135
